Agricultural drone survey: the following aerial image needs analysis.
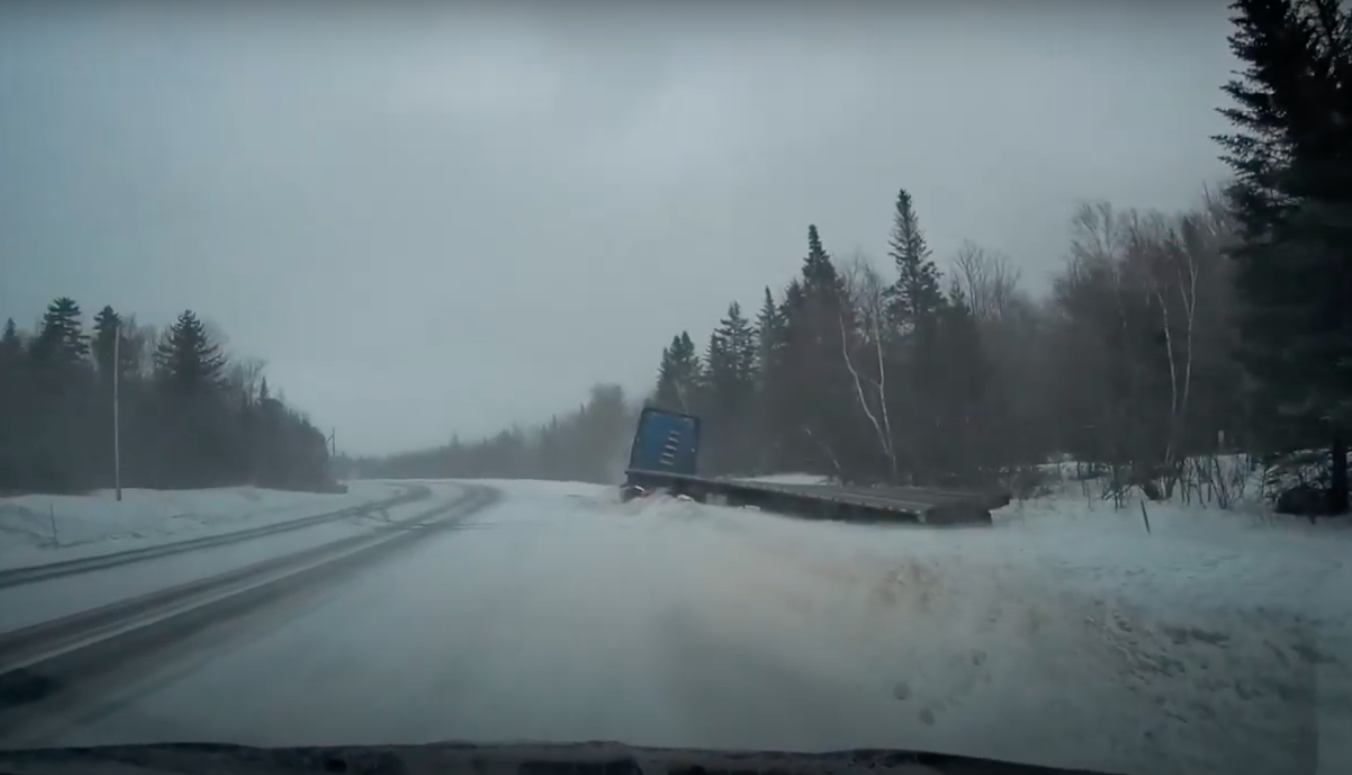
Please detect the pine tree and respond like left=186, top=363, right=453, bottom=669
left=703, top=304, right=756, bottom=404
left=721, top=302, right=758, bottom=390
left=799, top=225, right=852, bottom=318
left=779, top=279, right=806, bottom=330
left=754, top=287, right=783, bottom=383
left=92, top=305, right=122, bottom=384
left=693, top=302, right=761, bottom=473
left=1215, top=0, right=1352, bottom=512
left=0, top=319, right=29, bottom=490
left=654, top=339, right=676, bottom=409
left=0, top=319, right=22, bottom=363
left=885, top=189, right=946, bottom=332
left=802, top=225, right=833, bottom=288
left=749, top=287, right=790, bottom=473
left=31, top=297, right=89, bottom=363
left=156, top=310, right=226, bottom=394
left=702, top=328, right=729, bottom=400
left=934, top=282, right=991, bottom=479
left=677, top=332, right=702, bottom=407
left=878, top=189, right=952, bottom=481
left=764, top=227, right=860, bottom=476
left=654, top=332, right=702, bottom=412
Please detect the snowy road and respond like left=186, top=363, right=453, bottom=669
left=1, top=480, right=1348, bottom=775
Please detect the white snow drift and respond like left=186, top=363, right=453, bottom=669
left=0, top=481, right=403, bottom=570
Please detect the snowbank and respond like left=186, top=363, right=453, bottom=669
left=585, top=482, right=1350, bottom=775
left=0, top=481, right=402, bottom=570
left=738, top=473, right=836, bottom=486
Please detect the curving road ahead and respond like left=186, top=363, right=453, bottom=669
left=0, top=479, right=1341, bottom=775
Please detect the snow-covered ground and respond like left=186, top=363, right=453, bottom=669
left=0, top=482, right=460, bottom=633
left=0, top=481, right=405, bottom=571
left=739, top=473, right=835, bottom=486
left=18, top=477, right=1348, bottom=775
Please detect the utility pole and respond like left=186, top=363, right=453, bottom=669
left=328, top=428, right=339, bottom=481
left=113, top=319, right=123, bottom=502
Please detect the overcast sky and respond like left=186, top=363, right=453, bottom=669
left=0, top=2, right=1236, bottom=456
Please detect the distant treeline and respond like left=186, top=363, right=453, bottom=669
left=0, top=299, right=333, bottom=494
left=348, top=385, right=636, bottom=485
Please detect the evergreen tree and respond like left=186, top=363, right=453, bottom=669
left=768, top=227, right=859, bottom=475
left=154, top=312, right=230, bottom=486
left=885, top=189, right=947, bottom=332
left=703, top=304, right=756, bottom=405
left=750, top=287, right=790, bottom=473
left=698, top=302, right=760, bottom=473
left=1216, top=0, right=1352, bottom=512
left=934, top=282, right=991, bottom=479
left=92, top=305, right=122, bottom=384
left=156, top=310, right=226, bottom=394
left=655, top=338, right=677, bottom=409
left=802, top=225, right=834, bottom=289
left=754, top=286, right=783, bottom=382
left=878, top=189, right=952, bottom=481
left=721, top=302, right=758, bottom=391
left=22, top=298, right=95, bottom=487
left=31, top=297, right=89, bottom=364
left=654, top=332, right=702, bottom=412
left=0, top=319, right=29, bottom=490
left=702, top=328, right=730, bottom=404
left=780, top=279, right=806, bottom=330
left=0, top=319, right=22, bottom=363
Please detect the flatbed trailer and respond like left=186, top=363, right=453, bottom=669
left=621, top=408, right=1005, bottom=526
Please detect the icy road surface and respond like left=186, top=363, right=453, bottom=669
left=10, top=480, right=1350, bottom=775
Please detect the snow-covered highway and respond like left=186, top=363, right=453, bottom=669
left=0, top=479, right=1347, bottom=775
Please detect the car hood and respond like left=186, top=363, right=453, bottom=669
left=0, top=740, right=1124, bottom=775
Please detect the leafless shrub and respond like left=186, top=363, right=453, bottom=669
left=1186, top=453, right=1250, bottom=510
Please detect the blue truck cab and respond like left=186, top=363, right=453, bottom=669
left=626, top=407, right=701, bottom=477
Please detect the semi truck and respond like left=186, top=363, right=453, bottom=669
left=620, top=407, right=1003, bottom=526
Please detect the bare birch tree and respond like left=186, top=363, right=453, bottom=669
left=838, top=250, right=898, bottom=480
left=1123, top=212, right=1197, bottom=492
left=951, top=240, right=1022, bottom=323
